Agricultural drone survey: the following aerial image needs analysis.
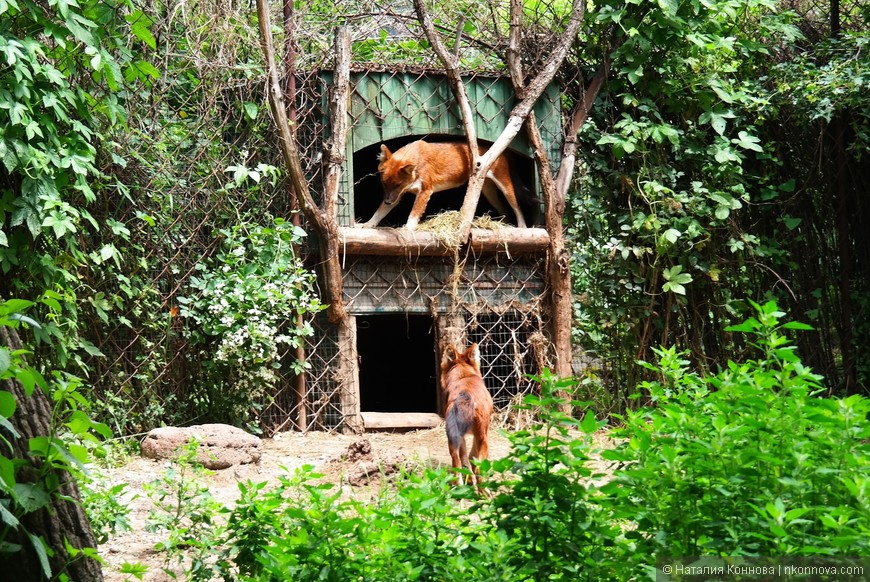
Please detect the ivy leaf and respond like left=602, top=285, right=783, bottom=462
left=1, top=299, right=33, bottom=315
left=662, top=265, right=693, bottom=295
left=0, top=389, right=15, bottom=416
left=243, top=102, right=259, bottom=120
left=27, top=532, right=52, bottom=579
left=657, top=0, right=678, bottom=17
left=699, top=108, right=735, bottom=136
left=0, top=496, right=19, bottom=526
left=782, top=321, right=814, bottom=331
left=126, top=10, right=157, bottom=49
left=580, top=410, right=599, bottom=433
left=134, top=60, right=160, bottom=80
left=777, top=216, right=800, bottom=231
left=733, top=130, right=764, bottom=152
left=14, top=482, right=51, bottom=513
left=713, top=143, right=740, bottom=163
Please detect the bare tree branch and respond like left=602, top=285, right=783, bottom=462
left=411, top=0, right=479, bottom=155
left=324, top=28, right=351, bottom=222
left=414, top=0, right=585, bottom=243
left=555, top=59, right=609, bottom=199
left=256, top=0, right=347, bottom=322
left=507, top=0, right=576, bottom=381
left=257, top=0, right=325, bottom=232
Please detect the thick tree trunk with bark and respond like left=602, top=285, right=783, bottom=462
left=0, top=326, right=103, bottom=581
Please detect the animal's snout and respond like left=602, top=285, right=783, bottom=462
left=383, top=189, right=401, bottom=206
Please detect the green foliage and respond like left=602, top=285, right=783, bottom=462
left=143, top=439, right=224, bottom=579
left=760, top=28, right=870, bottom=389
left=210, top=465, right=524, bottom=582
left=164, top=373, right=633, bottom=581
left=570, top=0, right=805, bottom=396
left=131, top=304, right=868, bottom=580
left=486, top=370, right=629, bottom=580
left=79, top=468, right=133, bottom=545
left=0, top=0, right=154, bottom=369
left=177, top=216, right=323, bottom=427
left=0, top=299, right=111, bottom=577
left=774, top=32, right=870, bottom=155
left=611, top=300, right=870, bottom=558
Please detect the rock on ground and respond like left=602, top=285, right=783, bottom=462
left=338, top=438, right=408, bottom=486
left=140, top=424, right=262, bottom=470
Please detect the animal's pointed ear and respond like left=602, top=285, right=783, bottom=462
left=399, top=163, right=416, bottom=177
left=442, top=344, right=457, bottom=366
left=466, top=343, right=481, bottom=367
left=378, top=144, right=392, bottom=162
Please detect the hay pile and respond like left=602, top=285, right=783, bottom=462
left=417, top=211, right=508, bottom=247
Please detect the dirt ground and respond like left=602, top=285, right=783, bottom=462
left=98, top=427, right=517, bottom=581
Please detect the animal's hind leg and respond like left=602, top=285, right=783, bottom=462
left=449, top=439, right=470, bottom=485
left=469, top=432, right=489, bottom=490
left=482, top=181, right=510, bottom=217
left=484, top=173, right=526, bottom=228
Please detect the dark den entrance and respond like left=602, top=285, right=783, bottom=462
left=357, top=314, right=437, bottom=413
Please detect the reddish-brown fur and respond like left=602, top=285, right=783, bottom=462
left=358, top=140, right=530, bottom=230
left=441, top=343, right=494, bottom=491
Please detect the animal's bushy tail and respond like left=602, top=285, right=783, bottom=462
left=446, top=392, right=474, bottom=451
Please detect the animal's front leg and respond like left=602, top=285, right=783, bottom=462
left=405, top=189, right=432, bottom=230
left=357, top=200, right=393, bottom=228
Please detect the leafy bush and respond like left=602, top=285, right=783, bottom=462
left=218, top=467, right=491, bottom=581
left=143, top=439, right=225, bottom=579
left=486, top=370, right=632, bottom=580
left=610, top=300, right=870, bottom=559
left=178, top=217, right=323, bottom=427
left=194, top=373, right=632, bottom=582
left=79, top=469, right=133, bottom=546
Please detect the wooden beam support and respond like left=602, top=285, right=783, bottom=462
left=339, top=227, right=549, bottom=257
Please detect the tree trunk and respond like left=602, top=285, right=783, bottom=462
left=413, top=0, right=585, bottom=245
left=504, top=0, right=585, bottom=387
left=0, top=325, right=103, bottom=581
left=255, top=0, right=348, bottom=323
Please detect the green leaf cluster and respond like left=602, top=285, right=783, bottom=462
left=569, top=0, right=811, bottom=397
left=177, top=217, right=325, bottom=428
left=613, top=300, right=869, bottom=557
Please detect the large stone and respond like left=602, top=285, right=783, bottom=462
left=141, top=424, right=262, bottom=470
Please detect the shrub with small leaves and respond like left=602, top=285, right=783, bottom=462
left=144, top=439, right=225, bottom=580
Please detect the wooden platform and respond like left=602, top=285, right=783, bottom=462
left=360, top=411, right=443, bottom=430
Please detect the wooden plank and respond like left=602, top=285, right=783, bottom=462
left=361, top=412, right=443, bottom=430
left=340, top=227, right=455, bottom=256
left=469, top=227, right=549, bottom=254
left=339, top=226, right=549, bottom=256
